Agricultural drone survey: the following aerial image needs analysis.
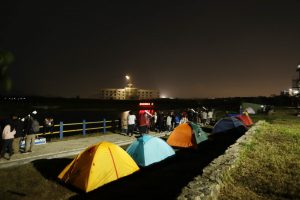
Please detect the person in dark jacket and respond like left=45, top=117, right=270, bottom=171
left=12, top=114, right=24, bottom=154
left=157, top=112, right=165, bottom=133
left=24, top=114, right=39, bottom=153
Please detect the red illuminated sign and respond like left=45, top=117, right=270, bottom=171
left=139, top=103, right=154, bottom=106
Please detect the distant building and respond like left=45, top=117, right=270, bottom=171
left=99, top=86, right=160, bottom=100
left=292, top=65, right=300, bottom=92
left=282, top=65, right=300, bottom=96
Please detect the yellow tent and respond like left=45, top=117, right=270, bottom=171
left=58, top=141, right=139, bottom=192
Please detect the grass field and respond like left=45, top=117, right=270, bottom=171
left=219, top=108, right=300, bottom=200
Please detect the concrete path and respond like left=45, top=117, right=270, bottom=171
left=0, top=132, right=167, bottom=169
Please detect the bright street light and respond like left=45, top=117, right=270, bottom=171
left=125, top=75, right=130, bottom=80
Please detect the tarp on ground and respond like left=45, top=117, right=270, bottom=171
left=235, top=114, right=254, bottom=126
left=58, top=141, right=139, bottom=192
left=167, top=122, right=208, bottom=148
left=126, top=134, right=175, bottom=167
left=212, top=117, right=247, bottom=134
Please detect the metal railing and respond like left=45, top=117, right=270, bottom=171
left=36, top=119, right=118, bottom=139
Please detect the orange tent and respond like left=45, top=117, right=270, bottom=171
left=167, top=123, right=207, bottom=148
left=235, top=114, right=253, bottom=126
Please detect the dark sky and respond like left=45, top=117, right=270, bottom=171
left=1, top=0, right=300, bottom=98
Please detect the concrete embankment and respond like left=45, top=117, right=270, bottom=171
left=177, top=121, right=263, bottom=200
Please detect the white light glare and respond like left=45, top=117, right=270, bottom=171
left=293, top=90, right=299, bottom=94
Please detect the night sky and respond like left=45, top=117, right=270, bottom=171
left=1, top=0, right=300, bottom=98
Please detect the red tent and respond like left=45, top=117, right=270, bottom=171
left=235, top=114, right=253, bottom=126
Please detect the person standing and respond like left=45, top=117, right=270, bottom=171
left=12, top=115, right=24, bottom=154
left=171, top=112, right=176, bottom=129
left=127, top=111, right=136, bottom=137
left=157, top=112, right=165, bottom=133
left=139, top=112, right=151, bottom=135
left=0, top=120, right=16, bottom=160
left=197, top=111, right=202, bottom=125
left=201, top=110, right=208, bottom=125
left=43, top=116, right=54, bottom=142
left=121, top=111, right=129, bottom=134
left=207, top=110, right=213, bottom=125
left=43, top=117, right=54, bottom=134
left=166, top=114, right=172, bottom=132
left=174, top=113, right=180, bottom=128
left=179, top=115, right=188, bottom=124
left=152, top=112, right=158, bottom=132
left=25, top=115, right=39, bottom=153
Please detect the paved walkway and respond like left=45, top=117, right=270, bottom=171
left=0, top=132, right=167, bottom=169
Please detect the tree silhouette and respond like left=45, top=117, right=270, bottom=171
left=0, top=50, right=14, bottom=93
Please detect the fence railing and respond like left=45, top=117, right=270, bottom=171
left=36, top=119, right=118, bottom=139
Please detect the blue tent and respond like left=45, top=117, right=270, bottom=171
left=126, top=134, right=175, bottom=167
left=212, top=117, right=246, bottom=134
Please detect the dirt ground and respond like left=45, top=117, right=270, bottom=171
left=0, top=129, right=245, bottom=200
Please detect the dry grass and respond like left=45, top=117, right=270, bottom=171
left=219, top=109, right=300, bottom=200
left=0, top=159, right=75, bottom=200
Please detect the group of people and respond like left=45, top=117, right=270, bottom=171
left=197, top=109, right=214, bottom=126
left=0, top=111, right=55, bottom=160
left=0, top=113, right=39, bottom=160
left=121, top=108, right=215, bottom=136
left=124, top=111, right=152, bottom=137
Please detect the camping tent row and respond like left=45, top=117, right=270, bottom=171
left=58, top=136, right=176, bottom=192
left=212, top=114, right=253, bottom=134
left=58, top=122, right=209, bottom=192
left=58, top=117, right=252, bottom=192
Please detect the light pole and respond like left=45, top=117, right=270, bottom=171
left=125, top=75, right=132, bottom=87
